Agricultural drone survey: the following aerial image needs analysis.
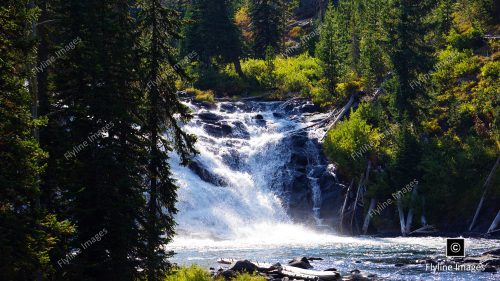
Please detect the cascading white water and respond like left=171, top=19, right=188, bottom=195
left=170, top=100, right=335, bottom=243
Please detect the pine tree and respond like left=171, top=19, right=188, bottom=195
left=50, top=0, right=149, bottom=279
left=0, top=2, right=71, bottom=280
left=183, top=0, right=243, bottom=73
left=383, top=0, right=433, bottom=118
left=137, top=0, right=196, bottom=280
left=249, top=0, right=286, bottom=57
left=315, top=2, right=349, bottom=94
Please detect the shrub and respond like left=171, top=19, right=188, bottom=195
left=185, top=87, right=215, bottom=103
left=165, top=265, right=211, bottom=281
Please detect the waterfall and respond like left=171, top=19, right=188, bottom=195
left=170, top=99, right=343, bottom=241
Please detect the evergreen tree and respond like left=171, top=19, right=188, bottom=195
left=183, top=0, right=243, bottom=74
left=137, top=0, right=196, bottom=280
left=383, top=0, right=433, bottom=118
left=315, top=2, right=349, bottom=94
left=0, top=2, right=71, bottom=280
left=50, top=0, right=149, bottom=279
left=249, top=0, right=286, bottom=57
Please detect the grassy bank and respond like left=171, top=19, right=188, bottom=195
left=165, top=265, right=266, bottom=281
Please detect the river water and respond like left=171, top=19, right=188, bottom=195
left=169, top=100, right=499, bottom=280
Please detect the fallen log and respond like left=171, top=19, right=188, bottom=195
left=280, top=265, right=341, bottom=281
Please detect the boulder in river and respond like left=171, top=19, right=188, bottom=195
left=203, top=123, right=233, bottom=138
left=198, top=112, right=223, bottom=123
left=288, top=257, right=313, bottom=269
left=188, top=160, right=227, bottom=187
left=229, top=260, right=259, bottom=274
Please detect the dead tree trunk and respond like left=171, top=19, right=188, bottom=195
left=321, top=95, right=355, bottom=141
left=350, top=161, right=371, bottom=233
left=469, top=155, right=500, bottom=231
left=362, top=198, right=376, bottom=235
left=339, top=179, right=354, bottom=233
left=397, top=199, right=407, bottom=236
left=487, top=211, right=500, bottom=234
left=405, top=183, right=419, bottom=234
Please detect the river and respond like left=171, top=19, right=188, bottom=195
left=169, top=99, right=499, bottom=280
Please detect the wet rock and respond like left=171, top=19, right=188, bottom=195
left=484, top=248, right=500, bottom=256
left=188, top=160, right=227, bottom=187
left=229, top=260, right=259, bottom=274
left=198, top=112, right=222, bottom=123
left=483, top=266, right=497, bottom=273
left=231, top=121, right=250, bottom=139
left=482, top=258, right=500, bottom=266
left=300, top=103, right=320, bottom=113
left=220, top=103, right=238, bottom=113
left=215, top=269, right=238, bottom=280
left=273, top=112, right=285, bottom=118
left=291, top=153, right=309, bottom=167
left=288, top=257, right=313, bottom=269
left=325, top=268, right=337, bottom=271
left=254, top=114, right=264, bottom=120
left=203, top=123, right=233, bottom=138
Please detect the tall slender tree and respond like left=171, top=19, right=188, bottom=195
left=249, top=0, right=286, bottom=57
left=137, top=0, right=196, bottom=280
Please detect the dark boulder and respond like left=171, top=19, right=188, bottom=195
left=290, top=152, right=309, bottom=167
left=300, top=103, right=320, bottom=113
left=220, top=103, right=238, bottom=113
left=482, top=258, right=500, bottom=266
left=231, top=121, right=250, bottom=139
left=484, top=248, right=500, bottom=256
left=188, top=160, right=227, bottom=187
left=198, top=112, right=222, bottom=123
left=214, top=269, right=238, bottom=280
left=324, top=267, right=337, bottom=271
left=203, top=123, right=233, bottom=138
left=483, top=266, right=497, bottom=273
left=273, top=112, right=285, bottom=118
left=192, top=101, right=217, bottom=110
left=288, top=257, right=313, bottom=269
left=229, top=260, right=259, bottom=274
left=254, top=114, right=264, bottom=120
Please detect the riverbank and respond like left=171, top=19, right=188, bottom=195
left=169, top=247, right=500, bottom=281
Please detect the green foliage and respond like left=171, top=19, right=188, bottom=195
left=249, top=0, right=286, bottom=57
left=236, top=54, right=321, bottom=95
left=164, top=266, right=212, bottom=281
left=164, top=266, right=266, bottom=281
left=324, top=106, right=380, bottom=178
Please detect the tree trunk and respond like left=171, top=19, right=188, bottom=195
left=469, top=155, right=500, bottom=231
left=405, top=183, right=418, bottom=234
left=321, top=95, right=355, bottom=141
left=362, top=198, right=376, bottom=235
left=350, top=161, right=371, bottom=233
left=339, top=179, right=354, bottom=233
left=487, top=211, right=500, bottom=234
left=233, top=59, right=244, bottom=77
left=397, top=200, right=407, bottom=236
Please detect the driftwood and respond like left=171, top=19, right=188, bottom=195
left=280, top=265, right=340, bottom=281
left=469, top=155, right=500, bottom=231
left=321, top=95, right=355, bottom=141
